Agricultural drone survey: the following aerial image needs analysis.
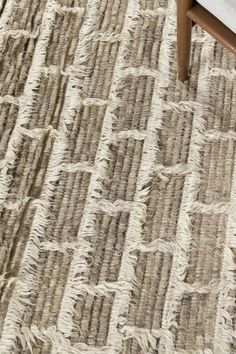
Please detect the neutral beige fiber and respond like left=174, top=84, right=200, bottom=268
left=0, top=0, right=236, bottom=353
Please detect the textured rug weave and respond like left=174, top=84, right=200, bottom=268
left=1, top=0, right=236, bottom=353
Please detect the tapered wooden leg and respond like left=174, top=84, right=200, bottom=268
left=177, top=0, right=193, bottom=81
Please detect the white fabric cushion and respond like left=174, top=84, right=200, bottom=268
left=197, top=0, right=236, bottom=34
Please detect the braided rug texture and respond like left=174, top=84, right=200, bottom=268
left=0, top=0, right=236, bottom=353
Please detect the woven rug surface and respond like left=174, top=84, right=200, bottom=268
left=1, top=0, right=236, bottom=353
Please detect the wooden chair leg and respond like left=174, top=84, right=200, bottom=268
left=177, top=0, right=194, bottom=82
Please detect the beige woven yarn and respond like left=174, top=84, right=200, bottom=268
left=0, top=0, right=236, bottom=353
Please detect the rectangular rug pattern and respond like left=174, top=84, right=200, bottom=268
left=0, top=0, right=236, bottom=353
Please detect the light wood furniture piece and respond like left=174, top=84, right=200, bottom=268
left=177, top=0, right=236, bottom=82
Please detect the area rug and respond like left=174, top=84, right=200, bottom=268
left=0, top=0, right=236, bottom=353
